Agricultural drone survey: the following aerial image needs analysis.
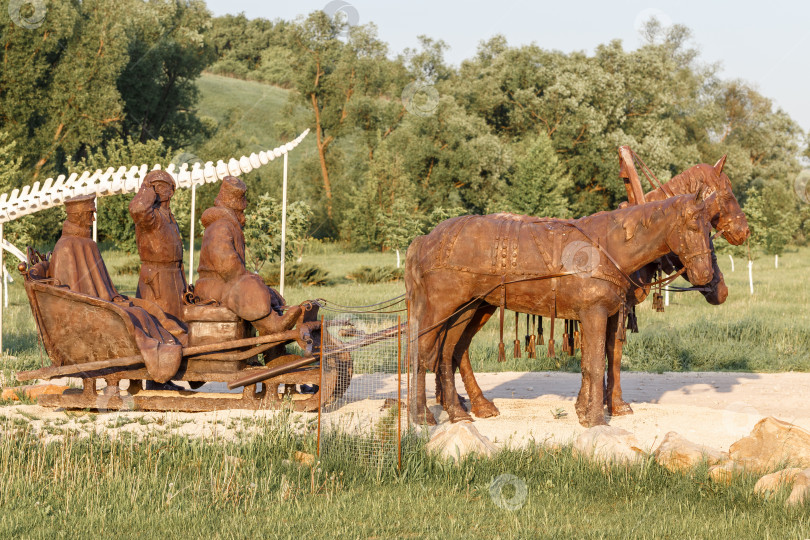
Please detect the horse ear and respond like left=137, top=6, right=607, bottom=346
left=694, top=184, right=705, bottom=202
left=714, top=155, right=727, bottom=175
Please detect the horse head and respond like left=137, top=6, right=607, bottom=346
left=665, top=189, right=715, bottom=286
left=706, top=156, right=750, bottom=245
left=674, top=156, right=750, bottom=246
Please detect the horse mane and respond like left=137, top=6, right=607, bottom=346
left=576, top=196, right=685, bottom=242
left=647, top=163, right=730, bottom=201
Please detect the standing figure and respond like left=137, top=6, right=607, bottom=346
left=194, top=176, right=301, bottom=334
left=129, top=170, right=188, bottom=326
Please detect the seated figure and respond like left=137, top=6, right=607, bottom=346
left=194, top=176, right=301, bottom=334
left=38, top=195, right=183, bottom=383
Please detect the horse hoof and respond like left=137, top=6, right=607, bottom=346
left=414, top=410, right=437, bottom=426
left=448, top=409, right=473, bottom=423
left=471, top=400, right=500, bottom=419
left=577, top=411, right=608, bottom=428
left=608, top=402, right=634, bottom=417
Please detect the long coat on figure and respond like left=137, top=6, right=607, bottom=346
left=129, top=170, right=188, bottom=326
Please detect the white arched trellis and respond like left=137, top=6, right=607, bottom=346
left=0, top=129, right=309, bottom=353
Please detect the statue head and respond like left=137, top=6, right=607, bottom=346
left=143, top=170, right=176, bottom=204
left=64, top=195, right=96, bottom=232
left=215, top=176, right=248, bottom=227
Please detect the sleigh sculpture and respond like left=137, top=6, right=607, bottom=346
left=16, top=257, right=355, bottom=412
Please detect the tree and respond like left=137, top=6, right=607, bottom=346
left=743, top=180, right=799, bottom=256
left=116, top=0, right=216, bottom=148
left=502, top=133, right=572, bottom=217
left=378, top=199, right=423, bottom=267
left=288, top=12, right=401, bottom=221
left=0, top=0, right=130, bottom=180
left=243, top=194, right=312, bottom=273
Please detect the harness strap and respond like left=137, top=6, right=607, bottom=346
left=498, top=276, right=506, bottom=362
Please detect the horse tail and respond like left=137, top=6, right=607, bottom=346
left=404, top=235, right=425, bottom=306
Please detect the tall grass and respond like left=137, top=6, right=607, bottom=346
left=0, top=412, right=807, bottom=538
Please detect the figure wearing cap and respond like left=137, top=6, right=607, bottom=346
left=129, top=170, right=188, bottom=326
left=49, top=195, right=121, bottom=300
left=194, top=176, right=301, bottom=334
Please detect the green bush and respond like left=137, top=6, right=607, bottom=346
left=261, top=262, right=332, bottom=288
left=346, top=265, right=403, bottom=284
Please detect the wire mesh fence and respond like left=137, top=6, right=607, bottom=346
left=318, top=311, right=409, bottom=467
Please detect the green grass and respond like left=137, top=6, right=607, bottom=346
left=0, top=414, right=808, bottom=539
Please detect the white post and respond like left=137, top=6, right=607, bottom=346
left=0, top=221, right=3, bottom=354
left=775, top=254, right=778, bottom=269
left=3, top=268, right=8, bottom=309
left=279, top=152, right=289, bottom=297
left=92, top=204, right=98, bottom=243
left=748, top=260, right=754, bottom=295
left=664, top=285, right=669, bottom=307
left=396, top=249, right=401, bottom=269
left=728, top=254, right=734, bottom=272
left=188, top=183, right=196, bottom=284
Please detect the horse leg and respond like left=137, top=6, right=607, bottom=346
left=605, top=311, right=633, bottom=416
left=576, top=312, right=608, bottom=427
left=437, top=311, right=475, bottom=423
left=411, top=298, right=438, bottom=426
left=456, top=305, right=500, bottom=418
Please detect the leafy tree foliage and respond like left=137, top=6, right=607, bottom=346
left=244, top=194, right=312, bottom=272
left=116, top=0, right=217, bottom=148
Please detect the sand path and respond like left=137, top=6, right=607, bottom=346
left=2, top=371, right=807, bottom=452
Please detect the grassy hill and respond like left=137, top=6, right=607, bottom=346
left=191, top=73, right=317, bottom=204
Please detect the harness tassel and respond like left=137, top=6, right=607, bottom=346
left=626, top=305, right=639, bottom=333
left=524, top=314, right=531, bottom=350
left=573, top=320, right=581, bottom=351
left=548, top=316, right=556, bottom=358
left=562, top=320, right=570, bottom=355
left=513, top=312, right=521, bottom=358
left=538, top=316, right=544, bottom=345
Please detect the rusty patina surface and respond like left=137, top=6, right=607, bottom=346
left=130, top=170, right=188, bottom=326
left=406, top=189, right=717, bottom=428
left=17, top=182, right=351, bottom=413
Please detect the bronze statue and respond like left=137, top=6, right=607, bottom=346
left=194, top=176, right=301, bottom=334
left=602, top=153, right=750, bottom=416
left=50, top=195, right=120, bottom=301
left=33, top=195, right=183, bottom=382
left=431, top=153, right=750, bottom=423
left=129, top=170, right=188, bottom=326
left=18, top=187, right=354, bottom=412
left=406, top=191, right=716, bottom=427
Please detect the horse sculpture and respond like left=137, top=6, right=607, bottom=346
left=603, top=153, right=749, bottom=415
left=406, top=190, right=716, bottom=427
left=425, top=154, right=749, bottom=423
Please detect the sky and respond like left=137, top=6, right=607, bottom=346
left=204, top=0, right=810, bottom=133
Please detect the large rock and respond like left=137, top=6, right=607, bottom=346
left=573, top=426, right=646, bottom=465
left=708, top=461, right=745, bottom=483
left=426, top=421, right=497, bottom=462
left=787, top=469, right=810, bottom=506
left=654, top=431, right=727, bottom=472
left=729, top=417, right=810, bottom=472
left=754, top=468, right=804, bottom=495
